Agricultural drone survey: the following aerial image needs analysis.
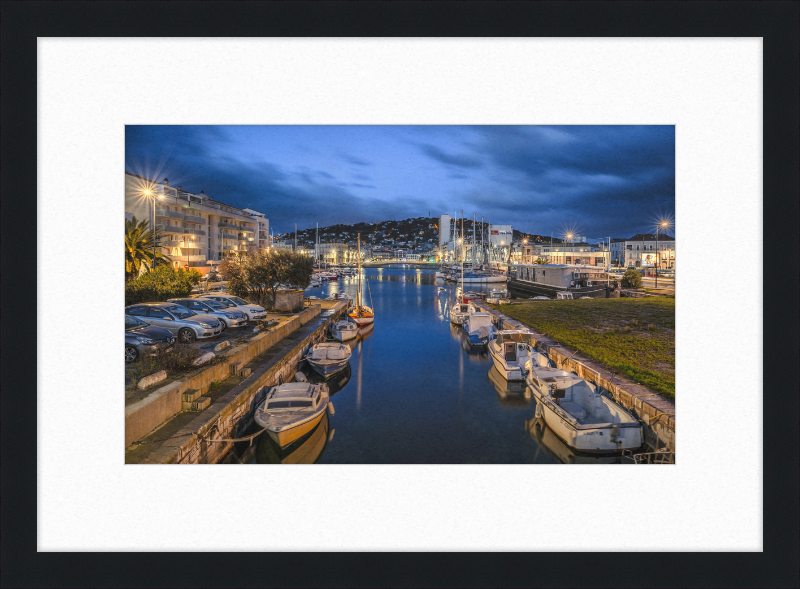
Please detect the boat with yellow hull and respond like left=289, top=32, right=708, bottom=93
left=254, top=382, right=333, bottom=448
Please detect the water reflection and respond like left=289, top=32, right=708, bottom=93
left=487, top=366, right=532, bottom=406
left=525, top=412, right=626, bottom=464
left=303, top=364, right=352, bottom=396
left=255, top=413, right=331, bottom=464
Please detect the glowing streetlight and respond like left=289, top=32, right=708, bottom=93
left=655, top=219, right=672, bottom=287
left=140, top=185, right=164, bottom=271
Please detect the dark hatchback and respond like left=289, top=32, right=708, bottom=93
left=125, top=315, right=175, bottom=363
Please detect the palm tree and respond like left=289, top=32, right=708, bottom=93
left=125, top=216, right=172, bottom=280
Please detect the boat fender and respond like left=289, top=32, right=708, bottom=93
left=295, top=372, right=308, bottom=383
left=328, top=401, right=335, bottom=416
left=534, top=403, right=543, bottom=419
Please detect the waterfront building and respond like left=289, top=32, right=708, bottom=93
left=508, top=264, right=609, bottom=298
left=125, top=173, right=263, bottom=273
left=610, top=233, right=675, bottom=269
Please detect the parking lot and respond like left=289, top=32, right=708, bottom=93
left=124, top=312, right=296, bottom=394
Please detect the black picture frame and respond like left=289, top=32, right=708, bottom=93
left=2, top=2, right=797, bottom=588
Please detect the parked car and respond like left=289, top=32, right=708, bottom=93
left=125, top=315, right=175, bottom=363
left=125, top=302, right=223, bottom=343
left=167, top=297, right=248, bottom=330
left=195, top=294, right=267, bottom=321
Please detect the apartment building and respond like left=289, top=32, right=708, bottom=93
left=242, top=207, right=270, bottom=251
left=125, top=173, right=262, bottom=271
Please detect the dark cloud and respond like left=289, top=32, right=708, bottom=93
left=126, top=125, right=674, bottom=239
left=343, top=155, right=372, bottom=166
left=419, top=144, right=482, bottom=169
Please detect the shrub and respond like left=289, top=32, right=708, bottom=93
left=125, top=266, right=202, bottom=305
left=621, top=269, right=643, bottom=289
left=647, top=323, right=656, bottom=331
left=631, top=319, right=639, bottom=327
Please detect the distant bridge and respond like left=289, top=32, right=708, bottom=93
left=362, top=260, right=438, bottom=267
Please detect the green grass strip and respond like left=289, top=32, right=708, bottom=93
left=490, top=298, right=675, bottom=400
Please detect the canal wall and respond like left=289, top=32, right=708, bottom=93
left=125, top=304, right=335, bottom=449
left=475, top=302, right=676, bottom=451
left=128, top=300, right=349, bottom=463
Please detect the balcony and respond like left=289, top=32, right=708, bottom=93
left=238, top=226, right=254, bottom=234
left=220, top=245, right=236, bottom=251
left=217, top=221, right=240, bottom=230
left=164, top=240, right=207, bottom=248
left=163, top=227, right=206, bottom=237
left=219, top=231, right=237, bottom=239
left=155, top=208, right=184, bottom=220
left=183, top=214, right=205, bottom=224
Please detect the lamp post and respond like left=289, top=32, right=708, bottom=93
left=142, top=187, right=162, bottom=271
left=655, top=221, right=668, bottom=288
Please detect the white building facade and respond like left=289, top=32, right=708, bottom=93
left=610, top=233, right=676, bottom=269
left=125, top=173, right=266, bottom=272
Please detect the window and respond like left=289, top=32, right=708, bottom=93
left=190, top=301, right=210, bottom=311
left=636, top=245, right=640, bottom=250
left=148, top=307, right=171, bottom=319
left=127, top=306, right=148, bottom=316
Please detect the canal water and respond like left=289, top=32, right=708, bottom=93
left=233, top=266, right=630, bottom=465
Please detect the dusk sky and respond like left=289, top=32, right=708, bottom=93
left=125, top=125, right=674, bottom=240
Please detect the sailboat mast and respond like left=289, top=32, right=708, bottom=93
left=461, top=209, right=464, bottom=294
left=481, top=215, right=485, bottom=267
left=472, top=212, right=476, bottom=269
left=357, top=233, right=361, bottom=314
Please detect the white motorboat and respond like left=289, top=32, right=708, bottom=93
left=524, top=364, right=643, bottom=453
left=449, top=301, right=472, bottom=325
left=463, top=312, right=497, bottom=346
left=330, top=319, right=358, bottom=341
left=556, top=291, right=574, bottom=300
left=305, top=342, right=352, bottom=377
left=530, top=296, right=550, bottom=300
left=308, top=279, right=321, bottom=288
left=254, top=381, right=333, bottom=448
left=487, top=330, right=550, bottom=381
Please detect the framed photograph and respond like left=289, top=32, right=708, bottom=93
left=2, top=1, right=796, bottom=587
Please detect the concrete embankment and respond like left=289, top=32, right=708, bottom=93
left=475, top=302, right=676, bottom=451
left=125, top=300, right=348, bottom=463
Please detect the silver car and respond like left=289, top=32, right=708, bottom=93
left=195, top=294, right=267, bottom=322
left=125, top=302, right=222, bottom=343
left=167, top=297, right=248, bottom=330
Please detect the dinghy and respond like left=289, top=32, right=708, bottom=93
left=305, top=342, right=352, bottom=377
left=330, top=319, right=358, bottom=341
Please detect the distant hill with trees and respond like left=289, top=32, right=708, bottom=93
left=276, top=217, right=560, bottom=249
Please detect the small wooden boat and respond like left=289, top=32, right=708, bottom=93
left=525, top=365, right=643, bottom=453
left=306, top=342, right=352, bottom=377
left=348, top=233, right=375, bottom=327
left=254, top=382, right=333, bottom=448
left=487, top=330, right=549, bottom=381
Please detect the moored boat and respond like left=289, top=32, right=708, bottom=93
left=305, top=342, right=352, bottom=377
left=330, top=319, right=358, bottom=341
left=487, top=330, right=550, bottom=381
left=524, top=364, right=643, bottom=453
left=254, top=381, right=333, bottom=448
left=348, top=233, right=375, bottom=327
left=463, top=312, right=497, bottom=346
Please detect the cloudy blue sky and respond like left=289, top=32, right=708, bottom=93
left=125, top=125, right=674, bottom=240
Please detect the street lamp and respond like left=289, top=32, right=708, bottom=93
left=142, top=187, right=163, bottom=271
left=655, top=220, right=669, bottom=288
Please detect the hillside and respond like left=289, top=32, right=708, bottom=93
left=277, top=217, right=558, bottom=249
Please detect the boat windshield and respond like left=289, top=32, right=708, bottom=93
left=268, top=400, right=313, bottom=409
left=497, top=332, right=535, bottom=346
